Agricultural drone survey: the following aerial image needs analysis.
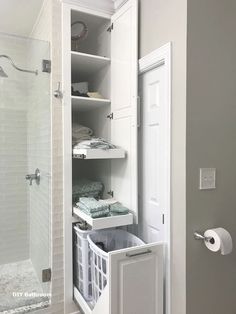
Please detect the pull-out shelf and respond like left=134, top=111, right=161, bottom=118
left=71, top=96, right=111, bottom=112
left=73, top=206, right=133, bottom=229
left=73, top=148, right=126, bottom=159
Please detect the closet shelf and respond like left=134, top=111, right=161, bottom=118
left=73, top=148, right=126, bottom=159
left=71, top=96, right=111, bottom=112
left=73, top=207, right=134, bottom=230
left=71, top=51, right=110, bottom=78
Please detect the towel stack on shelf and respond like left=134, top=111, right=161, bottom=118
left=72, top=123, right=93, bottom=146
left=76, top=197, right=110, bottom=218
left=109, top=202, right=129, bottom=216
left=72, top=179, right=104, bottom=203
left=75, top=197, right=130, bottom=218
left=99, top=199, right=130, bottom=216
left=74, top=137, right=116, bottom=150
left=72, top=123, right=116, bottom=150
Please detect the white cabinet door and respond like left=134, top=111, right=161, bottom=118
left=139, top=64, right=167, bottom=243
left=109, top=243, right=163, bottom=314
left=110, top=0, right=138, bottom=222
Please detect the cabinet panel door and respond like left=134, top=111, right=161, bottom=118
left=111, top=0, right=138, bottom=222
left=109, top=243, right=163, bottom=314
left=139, top=65, right=166, bottom=243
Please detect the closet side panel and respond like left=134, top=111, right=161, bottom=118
left=110, top=0, right=138, bottom=221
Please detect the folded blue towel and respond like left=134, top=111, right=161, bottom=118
left=79, top=197, right=109, bottom=213
left=109, top=202, right=129, bottom=214
left=72, top=179, right=104, bottom=203
left=76, top=202, right=109, bottom=218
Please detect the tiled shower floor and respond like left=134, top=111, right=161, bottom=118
left=0, top=260, right=49, bottom=314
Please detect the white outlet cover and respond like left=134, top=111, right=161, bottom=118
left=199, top=168, right=216, bottom=190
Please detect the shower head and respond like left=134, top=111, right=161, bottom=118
left=0, top=66, right=8, bottom=78
left=0, top=55, right=38, bottom=76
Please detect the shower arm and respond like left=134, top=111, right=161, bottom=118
left=0, top=54, right=38, bottom=75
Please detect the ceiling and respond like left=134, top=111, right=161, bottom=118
left=0, top=0, right=44, bottom=37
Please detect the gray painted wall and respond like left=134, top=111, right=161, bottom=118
left=187, top=1, right=236, bottom=313
left=139, top=1, right=187, bottom=314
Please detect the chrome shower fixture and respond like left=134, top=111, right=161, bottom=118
left=0, top=66, right=8, bottom=78
left=0, top=54, right=38, bottom=76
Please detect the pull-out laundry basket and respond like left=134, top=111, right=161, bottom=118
left=74, top=224, right=93, bottom=301
left=87, top=229, right=145, bottom=303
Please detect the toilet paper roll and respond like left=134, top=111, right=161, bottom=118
left=204, top=228, right=233, bottom=255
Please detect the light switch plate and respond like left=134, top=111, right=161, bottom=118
left=199, top=168, right=216, bottom=190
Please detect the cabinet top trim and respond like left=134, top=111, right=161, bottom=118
left=61, top=0, right=115, bottom=15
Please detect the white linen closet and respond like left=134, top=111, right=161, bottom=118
left=62, top=1, right=165, bottom=313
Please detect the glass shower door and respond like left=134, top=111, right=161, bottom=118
left=0, top=33, right=51, bottom=313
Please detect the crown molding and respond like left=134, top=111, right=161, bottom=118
left=61, top=0, right=115, bottom=15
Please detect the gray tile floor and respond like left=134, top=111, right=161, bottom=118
left=0, top=260, right=49, bottom=313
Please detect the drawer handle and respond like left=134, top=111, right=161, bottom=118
left=126, top=249, right=152, bottom=258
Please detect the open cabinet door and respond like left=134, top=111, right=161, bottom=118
left=109, top=243, right=164, bottom=314
left=110, top=0, right=138, bottom=222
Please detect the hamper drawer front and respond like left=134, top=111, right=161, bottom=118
left=109, top=243, right=164, bottom=314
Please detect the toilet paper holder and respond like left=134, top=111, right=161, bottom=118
left=194, top=232, right=215, bottom=244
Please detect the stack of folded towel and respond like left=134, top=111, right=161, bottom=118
left=99, top=199, right=129, bottom=216
left=75, top=197, right=130, bottom=218
left=76, top=197, right=110, bottom=218
left=72, top=123, right=93, bottom=146
left=73, top=179, right=104, bottom=203
left=109, top=202, right=129, bottom=216
left=73, top=137, right=116, bottom=150
left=72, top=123, right=116, bottom=150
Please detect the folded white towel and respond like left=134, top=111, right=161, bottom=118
left=73, top=137, right=116, bottom=150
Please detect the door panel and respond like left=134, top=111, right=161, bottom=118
left=109, top=243, right=163, bottom=314
left=139, top=65, right=166, bottom=243
left=111, top=0, right=138, bottom=222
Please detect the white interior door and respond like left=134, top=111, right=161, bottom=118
left=110, top=0, right=138, bottom=222
left=139, top=64, right=167, bottom=243
left=109, top=243, right=163, bottom=314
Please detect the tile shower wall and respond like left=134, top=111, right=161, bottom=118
left=0, top=35, right=29, bottom=265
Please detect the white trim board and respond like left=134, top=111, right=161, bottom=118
left=138, top=42, right=172, bottom=314
left=139, top=42, right=171, bottom=75
left=60, top=0, right=115, bottom=15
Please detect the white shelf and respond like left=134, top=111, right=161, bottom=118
left=71, top=51, right=110, bottom=78
left=73, top=207, right=133, bottom=230
left=73, top=148, right=126, bottom=159
left=71, top=96, right=110, bottom=112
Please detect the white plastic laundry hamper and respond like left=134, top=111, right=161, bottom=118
left=74, top=224, right=93, bottom=301
left=87, top=229, right=145, bottom=303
